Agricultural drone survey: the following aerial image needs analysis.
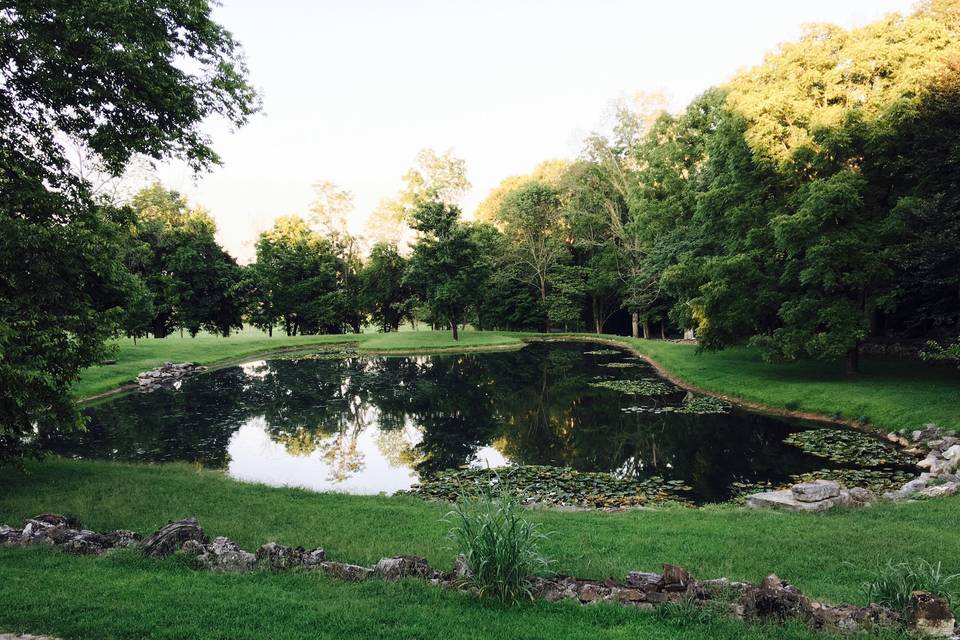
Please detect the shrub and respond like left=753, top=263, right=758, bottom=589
left=863, top=559, right=960, bottom=610
left=446, top=492, right=551, bottom=603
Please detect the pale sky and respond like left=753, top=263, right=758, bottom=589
left=152, top=0, right=917, bottom=262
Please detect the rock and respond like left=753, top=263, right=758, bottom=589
left=320, top=561, right=373, bottom=581
left=28, top=513, right=70, bottom=528
left=916, top=482, right=960, bottom=499
left=612, top=587, right=647, bottom=603
left=791, top=480, right=841, bottom=503
left=302, top=548, right=326, bottom=567
left=746, top=489, right=845, bottom=512
left=105, top=529, right=142, bottom=548
left=907, top=591, right=955, bottom=637
left=662, top=563, right=692, bottom=591
left=740, top=575, right=808, bottom=620
left=61, top=530, right=113, bottom=554
left=887, top=478, right=928, bottom=501
left=578, top=582, right=609, bottom=603
left=198, top=537, right=256, bottom=572
left=143, top=518, right=208, bottom=557
left=0, top=524, right=19, bottom=545
left=807, top=602, right=901, bottom=634
left=918, top=454, right=938, bottom=471
left=179, top=539, right=206, bottom=557
left=533, top=576, right=579, bottom=602
left=625, top=571, right=663, bottom=592
left=451, top=554, right=471, bottom=581
left=374, top=555, right=433, bottom=580
left=255, top=542, right=308, bottom=571
left=846, top=487, right=877, bottom=505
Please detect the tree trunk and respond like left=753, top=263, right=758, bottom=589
left=631, top=312, right=639, bottom=339
left=450, top=319, right=459, bottom=341
left=268, top=325, right=272, bottom=337
left=642, top=319, right=651, bottom=340
left=660, top=320, right=667, bottom=340
left=846, top=346, right=860, bottom=375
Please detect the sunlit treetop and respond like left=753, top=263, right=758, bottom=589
left=726, top=0, right=960, bottom=165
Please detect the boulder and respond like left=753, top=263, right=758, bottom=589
left=0, top=525, right=19, bottom=545
left=740, top=575, right=808, bottom=620
left=662, top=563, right=692, bottom=591
left=746, top=489, right=845, bottom=512
left=611, top=587, right=647, bottom=603
left=907, top=591, right=955, bottom=637
left=373, top=555, right=432, bottom=580
left=198, top=537, right=256, bottom=573
left=577, top=582, right=609, bottom=603
left=846, top=487, right=877, bottom=505
left=625, top=571, right=663, bottom=592
left=143, top=518, right=208, bottom=557
left=791, top=480, right=841, bottom=503
left=916, top=482, right=960, bottom=499
left=451, top=554, right=471, bottom=581
left=807, top=602, right=901, bottom=634
left=320, top=561, right=373, bottom=581
left=255, top=542, right=308, bottom=571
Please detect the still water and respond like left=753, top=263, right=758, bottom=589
left=50, top=342, right=884, bottom=502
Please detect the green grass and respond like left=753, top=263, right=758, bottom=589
left=2, top=459, right=958, bottom=607
left=74, top=328, right=365, bottom=399
left=359, top=329, right=524, bottom=352
left=608, top=338, right=960, bottom=432
left=0, top=547, right=888, bottom=640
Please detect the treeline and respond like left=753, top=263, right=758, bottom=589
left=119, top=1, right=960, bottom=377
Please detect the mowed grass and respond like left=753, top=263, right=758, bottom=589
left=611, top=338, right=960, bottom=432
left=359, top=329, right=525, bottom=352
left=74, top=328, right=365, bottom=399
left=2, top=459, right=959, bottom=607
left=0, top=547, right=889, bottom=640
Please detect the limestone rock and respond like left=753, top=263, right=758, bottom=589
left=255, top=542, right=308, bottom=571
left=198, top=537, right=256, bottom=572
left=916, top=482, right=960, bottom=499
left=320, top=561, right=373, bottom=581
left=373, top=555, right=432, bottom=580
left=143, top=518, right=208, bottom=557
left=746, top=489, right=845, bottom=512
left=907, top=591, right=956, bottom=637
left=791, top=480, right=840, bottom=503
left=625, top=571, right=663, bottom=592
left=846, top=487, right=877, bottom=505
left=662, top=563, right=692, bottom=591
left=740, top=575, right=808, bottom=620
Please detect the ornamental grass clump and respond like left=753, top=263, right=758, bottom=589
left=863, top=559, right=960, bottom=611
left=446, top=492, right=551, bottom=603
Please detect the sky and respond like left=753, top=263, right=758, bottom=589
left=152, top=0, right=917, bottom=262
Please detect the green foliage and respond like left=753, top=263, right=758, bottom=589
left=0, top=0, right=257, bottom=460
left=922, top=340, right=960, bottom=367
left=246, top=216, right=351, bottom=336
left=863, top=559, right=960, bottom=611
left=401, top=464, right=692, bottom=507
left=782, top=429, right=915, bottom=467
left=445, top=492, right=551, bottom=603
left=405, top=200, right=487, bottom=339
left=588, top=379, right=676, bottom=395
left=359, top=242, right=412, bottom=332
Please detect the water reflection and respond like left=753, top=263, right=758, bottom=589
left=47, top=342, right=879, bottom=502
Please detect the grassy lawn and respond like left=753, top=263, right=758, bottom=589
left=74, top=328, right=366, bottom=399
left=605, top=337, right=960, bottom=433
left=359, top=329, right=525, bottom=352
left=0, top=547, right=864, bottom=640
left=2, top=459, right=958, bottom=607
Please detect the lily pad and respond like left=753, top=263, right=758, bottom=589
left=398, top=464, right=692, bottom=508
left=783, top=429, right=916, bottom=467
left=583, top=349, right=623, bottom=356
left=589, top=379, right=676, bottom=395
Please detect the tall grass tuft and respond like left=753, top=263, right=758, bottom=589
left=863, top=559, right=960, bottom=610
left=446, top=492, right=551, bottom=603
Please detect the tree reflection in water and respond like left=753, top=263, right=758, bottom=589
left=49, top=342, right=873, bottom=502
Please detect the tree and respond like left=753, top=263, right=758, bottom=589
left=249, top=216, right=347, bottom=336
left=310, top=181, right=364, bottom=333
left=360, top=243, right=411, bottom=332
left=0, top=0, right=257, bottom=460
left=366, top=148, right=470, bottom=247
left=404, top=201, right=485, bottom=340
left=496, top=181, right=570, bottom=331
left=128, top=183, right=244, bottom=338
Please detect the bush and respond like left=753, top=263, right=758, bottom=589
left=446, top=492, right=551, bottom=603
left=863, top=559, right=960, bottom=610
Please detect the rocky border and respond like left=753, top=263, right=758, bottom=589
left=136, top=362, right=206, bottom=391
left=2, top=514, right=957, bottom=637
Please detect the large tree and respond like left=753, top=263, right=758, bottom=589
left=404, top=200, right=485, bottom=340
left=0, top=0, right=257, bottom=460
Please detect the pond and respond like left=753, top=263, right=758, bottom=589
left=48, top=341, right=913, bottom=504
